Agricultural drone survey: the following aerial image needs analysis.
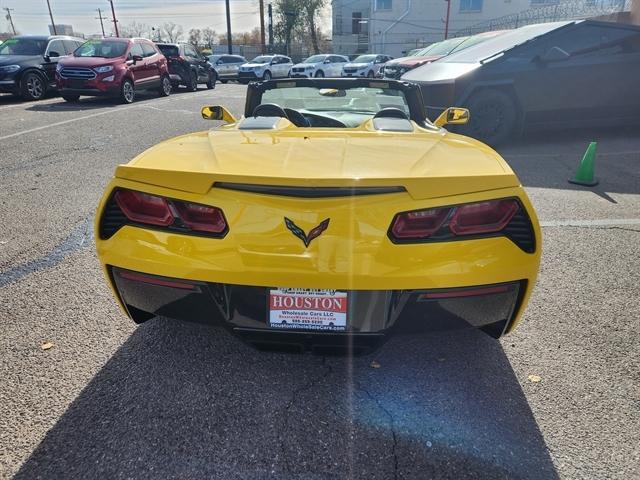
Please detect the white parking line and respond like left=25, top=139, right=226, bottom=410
left=540, top=219, right=640, bottom=227
left=0, top=89, right=216, bottom=142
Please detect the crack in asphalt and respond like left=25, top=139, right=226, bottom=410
left=278, top=356, right=333, bottom=474
left=358, top=383, right=400, bottom=480
left=0, top=216, right=93, bottom=288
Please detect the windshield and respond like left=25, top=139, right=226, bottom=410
left=353, top=55, right=377, bottom=63
left=442, top=21, right=571, bottom=63
left=251, top=56, right=272, bottom=63
left=0, top=38, right=47, bottom=55
left=261, top=85, right=410, bottom=126
left=75, top=40, right=128, bottom=58
left=157, top=45, right=179, bottom=57
left=303, top=55, right=328, bottom=63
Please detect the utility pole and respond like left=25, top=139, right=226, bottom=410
left=259, top=0, right=266, bottom=54
left=108, top=0, right=119, bottom=37
left=225, top=0, right=232, bottom=54
left=268, top=3, right=273, bottom=49
left=444, top=0, right=451, bottom=39
left=96, top=8, right=106, bottom=37
left=4, top=8, right=17, bottom=35
left=46, top=0, right=57, bottom=35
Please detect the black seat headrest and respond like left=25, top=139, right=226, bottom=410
left=373, top=107, right=409, bottom=120
left=252, top=103, right=289, bottom=119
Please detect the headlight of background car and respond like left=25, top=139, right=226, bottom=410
left=94, top=65, right=114, bottom=74
left=0, top=65, right=20, bottom=73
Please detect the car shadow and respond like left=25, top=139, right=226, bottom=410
left=14, top=318, right=558, bottom=479
left=497, top=126, right=640, bottom=196
left=23, top=91, right=186, bottom=112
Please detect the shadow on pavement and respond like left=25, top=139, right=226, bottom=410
left=14, top=318, right=558, bottom=480
left=497, top=126, right=640, bottom=195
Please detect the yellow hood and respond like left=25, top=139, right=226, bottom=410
left=115, top=126, right=519, bottom=200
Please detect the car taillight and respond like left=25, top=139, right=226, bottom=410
left=111, top=189, right=227, bottom=236
left=391, top=207, right=451, bottom=239
left=173, top=201, right=226, bottom=234
left=115, top=190, right=174, bottom=226
left=389, top=199, right=523, bottom=242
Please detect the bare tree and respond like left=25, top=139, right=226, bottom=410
left=119, top=21, right=150, bottom=39
left=161, top=22, right=184, bottom=42
left=188, top=28, right=202, bottom=46
left=273, top=0, right=301, bottom=55
left=202, top=27, right=217, bottom=49
left=303, top=0, right=326, bottom=54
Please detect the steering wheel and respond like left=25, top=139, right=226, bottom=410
left=252, top=103, right=289, bottom=119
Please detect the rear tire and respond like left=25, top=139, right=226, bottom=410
left=21, top=72, right=46, bottom=101
left=206, top=70, right=216, bottom=89
left=187, top=70, right=198, bottom=92
left=158, top=75, right=172, bottom=97
left=62, top=94, right=80, bottom=102
left=120, top=79, right=135, bottom=104
left=461, top=89, right=517, bottom=146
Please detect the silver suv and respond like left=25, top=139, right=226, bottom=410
left=208, top=54, right=247, bottom=83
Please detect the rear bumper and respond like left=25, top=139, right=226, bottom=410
left=109, top=265, right=526, bottom=352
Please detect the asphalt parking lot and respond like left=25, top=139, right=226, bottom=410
left=1, top=85, right=638, bottom=480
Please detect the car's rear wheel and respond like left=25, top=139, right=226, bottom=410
left=120, top=79, right=135, bottom=104
left=21, top=72, right=46, bottom=101
left=315, top=70, right=324, bottom=78
left=62, top=94, right=80, bottom=102
left=206, top=70, right=216, bottom=89
left=461, top=89, right=517, bottom=146
left=262, top=71, right=271, bottom=81
left=159, top=75, right=172, bottom=97
left=187, top=70, right=198, bottom=92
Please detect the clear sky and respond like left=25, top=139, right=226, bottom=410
left=1, top=0, right=281, bottom=37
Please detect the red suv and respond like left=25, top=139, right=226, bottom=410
left=56, top=38, right=171, bottom=103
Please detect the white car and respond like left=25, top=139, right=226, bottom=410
left=342, top=54, right=393, bottom=78
left=237, top=55, right=293, bottom=83
left=289, top=54, right=349, bottom=78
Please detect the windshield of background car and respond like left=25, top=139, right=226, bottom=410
left=0, top=38, right=47, bottom=55
left=75, top=40, right=128, bottom=58
left=423, top=36, right=469, bottom=56
left=251, top=56, right=272, bottom=63
left=261, top=86, right=410, bottom=119
left=303, top=55, right=328, bottom=63
left=448, top=32, right=505, bottom=54
left=441, top=21, right=571, bottom=63
left=157, top=45, right=179, bottom=57
left=353, top=55, right=377, bottom=63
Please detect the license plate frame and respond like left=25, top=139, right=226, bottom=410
left=268, top=288, right=348, bottom=332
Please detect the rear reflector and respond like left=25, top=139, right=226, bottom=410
left=418, top=284, right=512, bottom=301
left=118, top=270, right=197, bottom=290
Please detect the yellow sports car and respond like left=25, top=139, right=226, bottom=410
left=95, top=78, right=541, bottom=353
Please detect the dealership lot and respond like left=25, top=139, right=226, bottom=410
left=1, top=85, right=638, bottom=479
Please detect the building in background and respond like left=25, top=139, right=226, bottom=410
left=48, top=24, right=74, bottom=36
left=332, top=0, right=632, bottom=57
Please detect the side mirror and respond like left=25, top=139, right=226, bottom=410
left=434, top=107, right=470, bottom=128
left=216, top=60, right=223, bottom=65
left=132, top=54, right=143, bottom=63
left=48, top=51, right=60, bottom=58
left=535, top=46, right=570, bottom=64
left=324, top=59, right=331, bottom=64
left=201, top=105, right=237, bottom=124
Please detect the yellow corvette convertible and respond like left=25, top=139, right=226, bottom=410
left=96, top=78, right=541, bottom=353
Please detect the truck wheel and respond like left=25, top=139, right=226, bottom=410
left=461, top=89, right=517, bottom=146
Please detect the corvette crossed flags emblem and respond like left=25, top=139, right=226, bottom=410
left=284, top=217, right=330, bottom=247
